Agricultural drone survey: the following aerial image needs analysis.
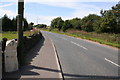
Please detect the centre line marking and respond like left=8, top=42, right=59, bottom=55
left=105, top=58, right=120, bottom=67
left=71, top=41, right=88, bottom=50
left=62, top=37, right=67, bottom=40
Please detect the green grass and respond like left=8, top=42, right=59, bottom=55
left=40, top=28, right=120, bottom=49
left=1, top=30, right=40, bottom=40
left=1, top=32, right=17, bottom=40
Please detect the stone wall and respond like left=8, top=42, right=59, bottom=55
left=23, top=31, right=43, bottom=54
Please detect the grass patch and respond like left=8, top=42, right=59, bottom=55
left=40, top=28, right=120, bottom=49
left=1, top=31, right=17, bottom=40
left=1, top=30, right=40, bottom=40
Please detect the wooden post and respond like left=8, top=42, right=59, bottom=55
left=2, top=38, right=7, bottom=79
left=17, top=0, right=24, bottom=66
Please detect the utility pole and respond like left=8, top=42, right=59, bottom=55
left=17, top=0, right=24, bottom=66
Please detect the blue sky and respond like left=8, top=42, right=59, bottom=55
left=0, top=0, right=119, bottom=25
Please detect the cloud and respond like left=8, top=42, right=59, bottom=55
left=0, top=2, right=17, bottom=17
left=0, top=2, right=16, bottom=7
left=39, top=2, right=101, bottom=18
left=25, top=13, right=77, bottom=25
left=36, top=16, right=58, bottom=25
left=0, top=8, right=17, bottom=18
left=25, top=13, right=58, bottom=25
left=69, top=3, right=101, bottom=18
left=72, top=9, right=100, bottom=18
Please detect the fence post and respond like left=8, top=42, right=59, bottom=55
left=2, top=38, right=7, bottom=80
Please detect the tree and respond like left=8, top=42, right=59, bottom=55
left=100, top=11, right=116, bottom=33
left=112, top=3, right=120, bottom=33
left=50, top=17, right=64, bottom=31
left=69, top=17, right=81, bottom=30
left=23, top=18, right=29, bottom=31
left=100, top=3, right=120, bottom=33
left=35, top=24, right=47, bottom=28
left=2, top=14, right=13, bottom=31
left=12, top=17, right=17, bottom=31
left=50, top=18, right=57, bottom=29
left=30, top=22, right=34, bottom=26
left=81, top=14, right=101, bottom=32
left=57, top=19, right=64, bottom=31
left=62, top=20, right=72, bottom=32
left=1, top=14, right=29, bottom=31
left=28, top=22, right=34, bottom=30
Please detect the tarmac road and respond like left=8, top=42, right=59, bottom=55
left=42, top=31, right=119, bottom=79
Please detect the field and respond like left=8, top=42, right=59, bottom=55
left=1, top=32, right=17, bottom=40
left=67, top=30, right=120, bottom=48
left=1, top=30, right=39, bottom=40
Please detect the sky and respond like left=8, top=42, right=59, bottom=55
left=0, top=0, right=119, bottom=25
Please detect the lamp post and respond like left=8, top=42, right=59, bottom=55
left=17, top=0, right=24, bottom=66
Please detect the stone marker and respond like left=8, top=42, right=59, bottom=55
left=5, top=39, right=18, bottom=72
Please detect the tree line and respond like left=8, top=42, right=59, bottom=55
left=50, top=3, right=120, bottom=33
left=34, top=24, right=47, bottom=28
left=0, top=14, right=30, bottom=31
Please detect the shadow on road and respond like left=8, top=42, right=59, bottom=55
left=25, top=36, right=45, bottom=65
left=4, top=64, right=120, bottom=80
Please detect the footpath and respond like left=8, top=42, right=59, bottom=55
left=4, top=34, right=62, bottom=79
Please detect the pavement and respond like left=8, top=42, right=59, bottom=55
left=4, top=34, right=62, bottom=79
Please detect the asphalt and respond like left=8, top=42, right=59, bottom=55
left=4, top=34, right=62, bottom=79
left=42, top=31, right=120, bottom=79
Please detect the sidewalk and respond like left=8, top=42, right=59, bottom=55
left=4, top=34, right=62, bottom=79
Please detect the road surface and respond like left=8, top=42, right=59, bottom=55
left=42, top=31, right=119, bottom=79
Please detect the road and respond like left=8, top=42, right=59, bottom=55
left=41, top=31, right=119, bottom=79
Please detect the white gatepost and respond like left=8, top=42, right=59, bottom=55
left=5, top=39, right=18, bottom=72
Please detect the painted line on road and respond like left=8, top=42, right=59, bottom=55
left=105, top=58, right=120, bottom=67
left=50, top=37, right=64, bottom=79
left=71, top=41, right=88, bottom=50
left=61, top=37, right=67, bottom=40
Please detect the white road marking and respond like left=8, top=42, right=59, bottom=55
left=105, top=58, right=120, bottom=67
left=71, top=41, right=88, bottom=50
left=62, top=37, right=67, bottom=40
left=49, top=37, right=63, bottom=78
